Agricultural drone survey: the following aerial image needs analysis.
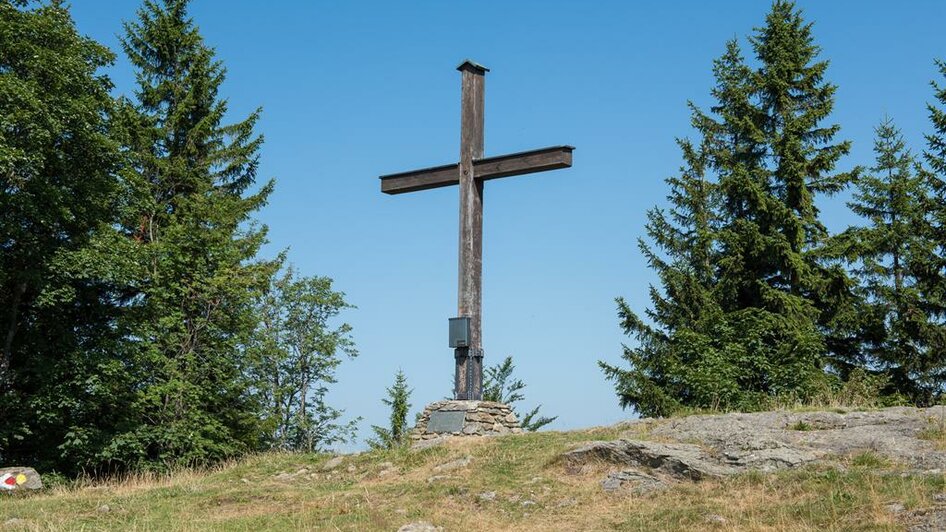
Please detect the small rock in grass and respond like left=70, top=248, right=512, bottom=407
left=602, top=470, right=666, bottom=494
left=346, top=465, right=356, bottom=473
left=477, top=491, right=496, bottom=502
left=933, top=493, right=946, bottom=503
left=378, top=462, right=396, bottom=476
left=601, top=477, right=623, bottom=492
left=320, top=456, right=344, bottom=472
left=886, top=502, right=906, bottom=514
left=411, top=437, right=448, bottom=450
left=4, top=518, right=25, bottom=526
left=521, top=500, right=536, bottom=507
left=432, top=456, right=471, bottom=473
left=556, top=497, right=578, bottom=508
left=97, top=505, right=111, bottom=513
left=705, top=514, right=726, bottom=525
left=397, top=522, right=443, bottom=532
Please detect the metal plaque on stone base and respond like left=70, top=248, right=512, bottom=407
left=427, top=410, right=466, bottom=433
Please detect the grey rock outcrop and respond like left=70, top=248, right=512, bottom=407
left=643, top=406, right=946, bottom=471
left=565, top=407, right=946, bottom=492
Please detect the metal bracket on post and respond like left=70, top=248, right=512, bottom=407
left=467, top=348, right=483, bottom=400
left=454, top=347, right=485, bottom=401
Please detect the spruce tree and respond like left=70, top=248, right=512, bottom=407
left=105, top=0, right=277, bottom=468
left=482, top=356, right=556, bottom=431
left=603, top=2, right=859, bottom=415
left=600, top=133, right=723, bottom=416
left=601, top=38, right=810, bottom=416
left=838, top=118, right=939, bottom=403
left=720, top=0, right=857, bottom=396
left=711, top=1, right=856, bottom=399
left=927, top=59, right=946, bottom=179
left=748, top=2, right=860, bottom=377
left=917, top=58, right=946, bottom=401
left=369, top=370, right=412, bottom=450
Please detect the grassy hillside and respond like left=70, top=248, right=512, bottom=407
left=2, top=424, right=943, bottom=531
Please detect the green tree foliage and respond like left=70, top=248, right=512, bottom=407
left=101, top=0, right=280, bottom=469
left=249, top=266, right=358, bottom=452
left=836, top=118, right=942, bottom=403
left=368, top=370, right=413, bottom=450
left=0, top=0, right=132, bottom=473
left=927, top=59, right=946, bottom=179
left=918, top=58, right=946, bottom=400
left=483, top=356, right=556, bottom=431
left=748, top=2, right=862, bottom=376
left=603, top=1, right=858, bottom=416
left=600, top=132, right=729, bottom=417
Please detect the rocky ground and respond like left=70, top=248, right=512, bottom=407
left=564, top=406, right=946, bottom=530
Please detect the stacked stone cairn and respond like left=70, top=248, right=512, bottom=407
left=411, top=400, right=523, bottom=444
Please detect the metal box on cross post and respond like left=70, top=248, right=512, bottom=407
left=449, top=317, right=470, bottom=348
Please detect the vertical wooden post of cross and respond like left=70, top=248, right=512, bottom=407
left=455, top=61, right=487, bottom=400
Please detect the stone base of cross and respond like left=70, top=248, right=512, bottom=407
left=410, top=400, right=523, bottom=448
left=379, top=60, right=574, bottom=400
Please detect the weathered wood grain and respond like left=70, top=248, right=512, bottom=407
left=379, top=146, right=574, bottom=195
left=456, top=61, right=485, bottom=400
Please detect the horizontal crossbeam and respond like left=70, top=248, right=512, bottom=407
left=380, top=145, right=574, bottom=195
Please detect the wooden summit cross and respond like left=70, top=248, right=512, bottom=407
left=379, top=60, right=574, bottom=401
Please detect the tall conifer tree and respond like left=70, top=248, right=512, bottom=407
left=749, top=2, right=861, bottom=376
left=604, top=2, right=859, bottom=415
left=838, top=118, right=941, bottom=403
left=927, top=60, right=946, bottom=179
left=106, top=0, right=277, bottom=468
left=916, top=58, right=946, bottom=400
left=601, top=121, right=732, bottom=415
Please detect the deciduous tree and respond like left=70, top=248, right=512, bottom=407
left=250, top=266, right=358, bottom=452
left=0, top=0, right=130, bottom=474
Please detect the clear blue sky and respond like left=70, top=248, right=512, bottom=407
left=70, top=0, right=946, bottom=448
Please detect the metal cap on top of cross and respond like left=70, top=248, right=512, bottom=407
left=379, top=60, right=574, bottom=401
